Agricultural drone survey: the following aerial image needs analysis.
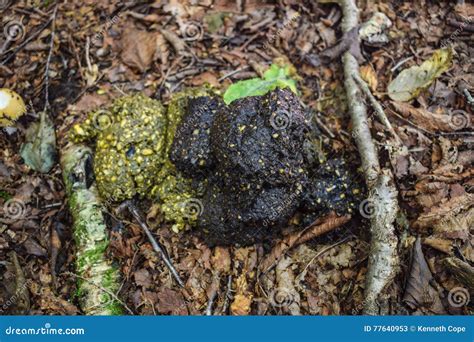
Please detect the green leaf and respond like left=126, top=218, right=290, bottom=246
left=223, top=64, right=298, bottom=104
left=20, top=111, right=57, bottom=173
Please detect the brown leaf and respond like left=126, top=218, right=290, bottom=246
left=260, top=213, right=351, bottom=273
left=403, top=237, right=446, bottom=314
left=414, top=193, right=474, bottom=241
left=190, top=71, right=220, bottom=87
left=23, top=238, right=47, bottom=257
left=159, top=29, right=186, bottom=54
left=230, top=294, right=252, bottom=315
left=156, top=287, right=187, bottom=315
left=360, top=64, right=378, bottom=92
left=121, top=27, right=157, bottom=72
left=155, top=33, right=169, bottom=65
left=211, top=246, right=231, bottom=273
left=71, top=92, right=110, bottom=113
left=134, top=268, right=152, bottom=288
left=391, top=102, right=456, bottom=132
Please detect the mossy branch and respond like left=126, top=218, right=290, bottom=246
left=61, top=143, right=122, bottom=315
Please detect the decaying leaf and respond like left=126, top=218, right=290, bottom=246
left=10, top=251, right=31, bottom=314
left=403, top=238, right=446, bottom=314
left=274, top=256, right=300, bottom=315
left=414, top=194, right=474, bottom=241
left=20, top=111, right=57, bottom=173
left=230, top=294, right=252, bottom=315
left=121, top=27, right=157, bottom=72
left=388, top=48, right=453, bottom=101
left=360, top=64, right=378, bottom=92
left=156, top=287, right=187, bottom=315
left=443, top=257, right=474, bottom=291
left=391, top=101, right=455, bottom=132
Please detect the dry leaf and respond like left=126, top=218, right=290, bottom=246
left=414, top=194, right=474, bottom=239
left=121, top=27, right=157, bottom=72
left=134, top=268, right=152, bottom=288
left=156, top=287, right=187, bottom=315
left=391, top=101, right=455, bottom=132
left=360, top=64, right=378, bottom=92
left=388, top=48, right=453, bottom=101
left=230, top=294, right=252, bottom=315
left=403, top=238, right=446, bottom=314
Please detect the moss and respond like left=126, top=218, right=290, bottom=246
left=61, top=145, right=123, bottom=315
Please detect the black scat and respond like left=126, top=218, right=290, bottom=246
left=170, top=88, right=364, bottom=246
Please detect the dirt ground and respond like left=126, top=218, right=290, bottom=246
left=0, top=0, right=473, bottom=315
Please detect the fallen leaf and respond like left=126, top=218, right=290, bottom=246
left=156, top=287, right=187, bottom=315
left=230, top=294, right=252, bottom=315
left=23, top=238, right=47, bottom=257
left=223, top=63, right=298, bottom=104
left=360, top=64, right=378, bottom=92
left=190, top=71, right=220, bottom=87
left=121, top=27, right=157, bottom=72
left=391, top=101, right=458, bottom=132
left=414, top=193, right=473, bottom=241
left=134, top=268, right=152, bottom=288
left=388, top=48, right=453, bottom=101
left=20, top=111, right=57, bottom=173
left=403, top=238, right=446, bottom=314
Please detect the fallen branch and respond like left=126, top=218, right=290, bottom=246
left=61, top=144, right=122, bottom=315
left=337, top=0, right=400, bottom=315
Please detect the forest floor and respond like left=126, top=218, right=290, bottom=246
left=0, top=0, right=473, bottom=315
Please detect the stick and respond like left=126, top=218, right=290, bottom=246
left=351, top=72, right=401, bottom=144
left=43, top=4, right=58, bottom=111
left=336, top=0, right=400, bottom=315
left=121, top=200, right=185, bottom=288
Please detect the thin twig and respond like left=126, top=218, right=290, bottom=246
left=220, top=274, right=233, bottom=315
left=205, top=274, right=220, bottom=316
left=122, top=200, right=185, bottom=287
left=1, top=17, right=53, bottom=65
left=351, top=72, right=401, bottom=144
left=43, top=4, right=58, bottom=112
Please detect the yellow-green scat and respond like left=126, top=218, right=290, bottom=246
left=70, top=90, right=212, bottom=231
